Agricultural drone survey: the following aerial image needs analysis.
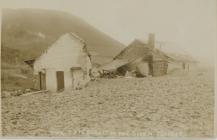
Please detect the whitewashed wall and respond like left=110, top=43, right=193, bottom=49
left=34, top=33, right=84, bottom=71
left=33, top=33, right=92, bottom=92
left=45, top=69, right=57, bottom=92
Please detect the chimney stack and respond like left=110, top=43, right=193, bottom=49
left=148, top=33, right=155, bottom=49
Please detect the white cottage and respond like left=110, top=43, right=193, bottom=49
left=26, top=33, right=92, bottom=92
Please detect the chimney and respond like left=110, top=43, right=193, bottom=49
left=148, top=33, right=155, bottom=49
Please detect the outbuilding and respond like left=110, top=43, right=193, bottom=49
left=24, top=33, right=92, bottom=92
left=110, top=33, right=196, bottom=77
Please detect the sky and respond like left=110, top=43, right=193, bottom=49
left=0, top=0, right=216, bottom=66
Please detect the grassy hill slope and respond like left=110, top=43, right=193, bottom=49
left=1, top=8, right=125, bottom=90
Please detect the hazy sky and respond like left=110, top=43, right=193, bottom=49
left=1, top=0, right=216, bottom=65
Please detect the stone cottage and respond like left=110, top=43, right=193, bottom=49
left=25, top=33, right=92, bottom=92
left=101, top=33, right=197, bottom=77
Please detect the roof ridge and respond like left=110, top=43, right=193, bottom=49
left=69, top=32, right=86, bottom=44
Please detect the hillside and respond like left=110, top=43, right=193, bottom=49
left=1, top=8, right=125, bottom=65
left=1, top=8, right=125, bottom=90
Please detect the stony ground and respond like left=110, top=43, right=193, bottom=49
left=1, top=68, right=214, bottom=137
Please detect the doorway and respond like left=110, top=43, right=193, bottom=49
left=39, top=72, right=46, bottom=90
left=56, top=71, right=65, bottom=91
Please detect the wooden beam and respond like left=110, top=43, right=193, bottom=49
left=21, top=90, right=49, bottom=96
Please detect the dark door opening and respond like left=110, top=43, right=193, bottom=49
left=56, top=71, right=65, bottom=91
left=39, top=72, right=46, bottom=90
